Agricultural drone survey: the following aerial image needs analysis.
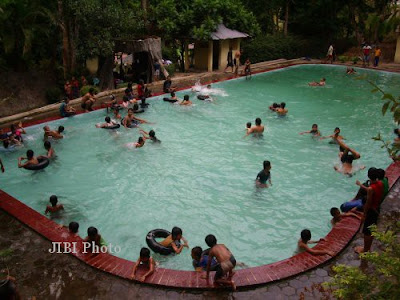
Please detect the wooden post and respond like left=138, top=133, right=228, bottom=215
left=208, top=40, right=213, bottom=72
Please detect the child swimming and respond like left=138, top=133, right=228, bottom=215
left=45, top=195, right=64, bottom=214
left=299, top=124, right=321, bottom=136
left=131, top=247, right=155, bottom=282
left=256, top=160, right=272, bottom=188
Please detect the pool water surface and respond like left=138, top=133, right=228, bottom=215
left=0, top=65, right=396, bottom=270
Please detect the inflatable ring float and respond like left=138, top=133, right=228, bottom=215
left=146, top=229, right=180, bottom=255
left=23, top=156, right=50, bottom=171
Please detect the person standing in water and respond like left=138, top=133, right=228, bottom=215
left=246, top=118, right=264, bottom=136
left=256, top=160, right=272, bottom=188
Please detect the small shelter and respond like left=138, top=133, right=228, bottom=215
left=191, top=24, right=249, bottom=72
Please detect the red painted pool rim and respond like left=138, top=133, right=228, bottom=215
left=1, top=164, right=399, bottom=289
left=2, top=63, right=400, bottom=289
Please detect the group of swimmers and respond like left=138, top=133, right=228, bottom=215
left=3, top=70, right=399, bottom=290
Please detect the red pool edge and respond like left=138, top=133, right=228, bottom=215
left=1, top=162, right=399, bottom=290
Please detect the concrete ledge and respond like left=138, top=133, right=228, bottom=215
left=0, top=58, right=311, bottom=128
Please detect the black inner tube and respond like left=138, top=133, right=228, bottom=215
left=146, top=229, right=176, bottom=255
left=23, top=156, right=50, bottom=171
left=163, top=98, right=177, bottom=103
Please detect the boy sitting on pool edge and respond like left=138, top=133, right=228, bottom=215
left=160, top=227, right=188, bottom=254
left=296, top=229, right=334, bottom=256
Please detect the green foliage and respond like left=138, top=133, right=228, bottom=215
left=65, top=0, right=144, bottom=60
left=0, top=248, right=13, bottom=257
left=150, top=0, right=260, bottom=41
left=80, top=85, right=99, bottom=96
left=325, top=223, right=400, bottom=299
left=45, top=86, right=62, bottom=104
left=164, top=63, right=176, bottom=77
left=241, top=35, right=311, bottom=63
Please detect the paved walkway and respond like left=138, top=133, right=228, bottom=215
left=1, top=178, right=398, bottom=299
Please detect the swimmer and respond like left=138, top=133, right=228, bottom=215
left=84, top=227, right=107, bottom=252
left=58, top=221, right=79, bottom=235
left=246, top=118, right=264, bottom=136
left=135, top=137, right=145, bottom=148
left=334, top=139, right=365, bottom=176
left=299, top=124, right=321, bottom=136
left=170, top=91, right=178, bottom=101
left=113, top=107, right=122, bottom=119
left=276, top=102, right=288, bottom=116
left=43, top=125, right=64, bottom=140
left=44, top=141, right=55, bottom=158
left=0, top=158, right=4, bottom=173
left=180, top=95, right=192, bottom=106
left=269, top=103, right=280, bottom=111
left=296, top=229, right=334, bottom=256
left=140, top=97, right=149, bottom=108
left=245, top=122, right=251, bottom=134
left=191, top=246, right=218, bottom=272
left=105, top=94, right=120, bottom=112
left=330, top=207, right=361, bottom=226
left=10, top=123, right=25, bottom=143
left=160, top=226, right=189, bottom=254
left=45, top=195, right=64, bottom=214
left=17, top=149, right=39, bottom=168
left=121, top=95, right=136, bottom=109
left=346, top=67, right=356, bottom=74
left=131, top=247, right=155, bottom=282
left=256, top=160, right=272, bottom=188
left=132, top=103, right=144, bottom=113
left=320, top=127, right=344, bottom=143
left=122, top=108, right=150, bottom=129
left=309, top=78, right=326, bottom=86
left=96, top=116, right=118, bottom=128
left=140, top=129, right=161, bottom=143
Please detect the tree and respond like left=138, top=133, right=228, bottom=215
left=0, top=0, right=56, bottom=71
left=150, top=0, right=260, bottom=71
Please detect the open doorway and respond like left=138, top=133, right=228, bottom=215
left=212, top=40, right=220, bottom=70
left=133, top=51, right=153, bottom=83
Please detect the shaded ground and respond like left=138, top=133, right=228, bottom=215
left=1, top=178, right=398, bottom=299
left=0, top=70, right=55, bottom=118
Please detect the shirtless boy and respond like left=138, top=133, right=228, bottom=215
left=203, top=234, right=237, bottom=290
left=276, top=102, right=288, bottom=116
left=45, top=195, right=64, bottom=214
left=18, top=150, right=39, bottom=168
left=81, top=88, right=96, bottom=112
left=43, top=125, right=64, bottom=140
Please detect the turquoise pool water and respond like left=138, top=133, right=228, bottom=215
left=0, top=65, right=396, bottom=270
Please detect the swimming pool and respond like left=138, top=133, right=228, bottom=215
left=0, top=65, right=396, bottom=270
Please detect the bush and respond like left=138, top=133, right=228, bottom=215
left=164, top=63, right=176, bottom=77
left=324, top=222, right=400, bottom=299
left=45, top=87, right=62, bottom=104
left=337, top=55, right=349, bottom=63
left=241, top=35, right=316, bottom=64
left=80, top=85, right=100, bottom=96
left=240, top=34, right=334, bottom=63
